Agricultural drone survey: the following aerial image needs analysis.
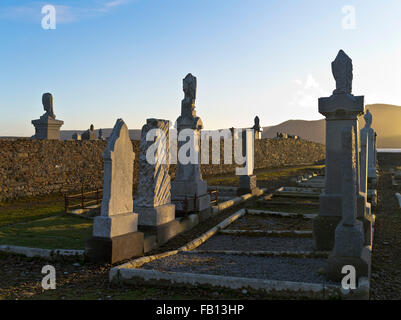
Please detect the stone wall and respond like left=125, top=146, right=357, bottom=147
left=0, top=138, right=325, bottom=201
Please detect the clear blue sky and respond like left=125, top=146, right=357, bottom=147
left=1, top=0, right=401, bottom=136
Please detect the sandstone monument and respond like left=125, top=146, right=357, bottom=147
left=171, top=73, right=211, bottom=217
left=313, top=50, right=372, bottom=251
left=85, top=119, right=143, bottom=263
left=31, top=93, right=64, bottom=140
left=135, top=119, right=178, bottom=244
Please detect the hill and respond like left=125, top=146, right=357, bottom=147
left=262, top=104, right=401, bottom=148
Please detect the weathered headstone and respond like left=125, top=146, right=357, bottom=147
left=82, top=124, right=97, bottom=140
left=135, top=119, right=178, bottom=244
left=326, top=127, right=370, bottom=281
left=85, top=119, right=143, bottom=263
left=237, top=129, right=258, bottom=195
left=313, top=50, right=371, bottom=251
left=31, top=93, right=64, bottom=140
left=360, top=110, right=378, bottom=183
left=171, top=73, right=211, bottom=217
left=98, top=128, right=105, bottom=140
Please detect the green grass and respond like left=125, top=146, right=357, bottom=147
left=0, top=194, right=65, bottom=228
left=0, top=215, right=93, bottom=250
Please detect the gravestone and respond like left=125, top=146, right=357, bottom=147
left=72, top=133, right=81, bottom=141
left=237, top=129, right=258, bottom=195
left=82, top=124, right=97, bottom=140
left=326, top=128, right=370, bottom=281
left=171, top=73, right=211, bottom=218
left=31, top=93, right=64, bottom=140
left=135, top=119, right=178, bottom=244
left=85, top=119, right=143, bottom=263
left=313, top=50, right=372, bottom=251
left=360, top=110, right=378, bottom=183
left=98, top=128, right=105, bottom=140
left=252, top=116, right=262, bottom=140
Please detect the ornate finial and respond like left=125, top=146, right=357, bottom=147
left=253, top=116, right=261, bottom=132
left=90, top=124, right=94, bottom=131
left=364, top=109, right=372, bottom=128
left=181, top=73, right=198, bottom=118
left=331, top=50, right=353, bottom=95
left=42, top=92, right=56, bottom=119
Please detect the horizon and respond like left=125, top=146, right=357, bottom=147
left=1, top=0, right=401, bottom=136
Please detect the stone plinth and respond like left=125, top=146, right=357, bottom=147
left=86, top=119, right=143, bottom=263
left=238, top=175, right=257, bottom=195
left=32, top=117, right=64, bottom=140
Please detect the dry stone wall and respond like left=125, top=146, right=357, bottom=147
left=0, top=138, right=325, bottom=201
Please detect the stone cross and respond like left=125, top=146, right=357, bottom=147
left=135, top=119, right=175, bottom=227
left=93, top=119, right=138, bottom=238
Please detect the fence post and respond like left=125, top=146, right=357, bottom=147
left=81, top=186, right=84, bottom=210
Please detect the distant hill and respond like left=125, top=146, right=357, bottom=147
left=262, top=119, right=325, bottom=144
left=262, top=104, right=401, bottom=148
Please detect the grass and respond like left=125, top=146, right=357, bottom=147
left=0, top=215, right=93, bottom=250
left=0, top=193, right=65, bottom=228
left=206, top=165, right=324, bottom=185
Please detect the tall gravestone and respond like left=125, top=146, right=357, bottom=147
left=85, top=119, right=143, bottom=263
left=31, top=93, right=64, bottom=140
left=135, top=119, right=179, bottom=244
left=171, top=74, right=211, bottom=217
left=326, top=127, right=370, bottom=281
left=313, top=50, right=372, bottom=251
left=360, top=110, right=378, bottom=183
left=237, top=129, right=258, bottom=195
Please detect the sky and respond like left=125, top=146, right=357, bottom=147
left=1, top=0, right=401, bottom=136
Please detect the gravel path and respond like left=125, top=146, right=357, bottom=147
left=141, top=252, right=328, bottom=284
left=197, top=234, right=314, bottom=252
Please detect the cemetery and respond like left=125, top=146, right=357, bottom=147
left=1, top=49, right=401, bottom=302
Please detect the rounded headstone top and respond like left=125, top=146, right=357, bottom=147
left=90, top=124, right=94, bottom=131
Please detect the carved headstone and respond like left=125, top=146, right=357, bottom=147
left=252, top=116, right=262, bottom=140
left=135, top=119, right=175, bottom=227
left=31, top=93, right=64, bottom=140
left=332, top=50, right=353, bottom=95
left=82, top=124, right=97, bottom=140
left=86, top=119, right=143, bottom=263
left=171, top=73, right=211, bottom=215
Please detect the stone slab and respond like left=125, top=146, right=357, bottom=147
left=85, top=231, right=144, bottom=264
left=136, top=203, right=175, bottom=226
left=139, top=219, right=181, bottom=245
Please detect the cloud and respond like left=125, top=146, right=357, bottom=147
left=289, top=74, right=329, bottom=108
left=0, top=0, right=134, bottom=24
